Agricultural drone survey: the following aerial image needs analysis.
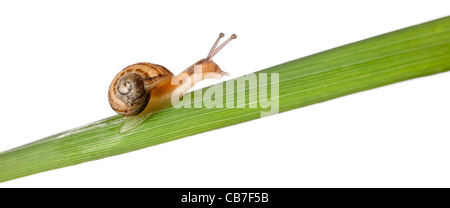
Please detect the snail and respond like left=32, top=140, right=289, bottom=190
left=108, top=33, right=237, bottom=132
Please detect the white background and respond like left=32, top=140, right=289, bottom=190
left=0, top=0, right=449, bottom=187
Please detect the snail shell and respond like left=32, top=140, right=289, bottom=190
left=108, top=63, right=173, bottom=116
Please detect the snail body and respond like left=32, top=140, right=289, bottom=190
left=108, top=33, right=236, bottom=132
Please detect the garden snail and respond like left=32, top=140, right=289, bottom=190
left=108, top=33, right=237, bottom=132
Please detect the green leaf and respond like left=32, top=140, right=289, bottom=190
left=1, top=16, right=449, bottom=182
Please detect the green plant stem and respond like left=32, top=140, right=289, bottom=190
left=1, top=16, right=450, bottom=182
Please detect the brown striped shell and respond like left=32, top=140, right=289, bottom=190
left=108, top=63, right=173, bottom=116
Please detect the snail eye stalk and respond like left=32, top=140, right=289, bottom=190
left=206, top=33, right=237, bottom=60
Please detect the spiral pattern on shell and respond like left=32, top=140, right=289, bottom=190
left=108, top=63, right=173, bottom=116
